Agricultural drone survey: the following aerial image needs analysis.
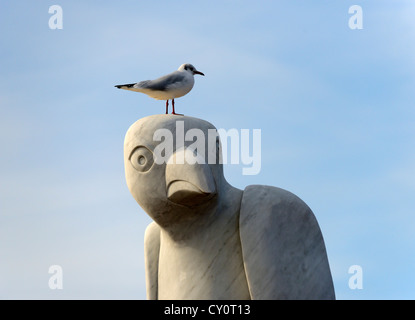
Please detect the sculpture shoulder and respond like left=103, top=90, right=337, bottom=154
left=239, top=185, right=335, bottom=300
left=239, top=184, right=319, bottom=259
left=241, top=184, right=312, bottom=220
left=144, top=222, right=161, bottom=300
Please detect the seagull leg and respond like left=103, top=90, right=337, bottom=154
left=171, top=99, right=183, bottom=116
left=165, top=100, right=169, bottom=114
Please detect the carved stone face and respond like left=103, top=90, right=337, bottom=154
left=124, top=115, right=224, bottom=225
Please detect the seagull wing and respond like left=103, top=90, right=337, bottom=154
left=138, top=71, right=187, bottom=92
left=115, top=71, right=187, bottom=93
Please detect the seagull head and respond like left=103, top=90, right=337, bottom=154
left=179, top=63, right=205, bottom=76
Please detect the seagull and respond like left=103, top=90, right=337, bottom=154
left=115, top=63, right=205, bottom=115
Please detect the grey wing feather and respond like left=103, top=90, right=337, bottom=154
left=138, top=72, right=186, bottom=91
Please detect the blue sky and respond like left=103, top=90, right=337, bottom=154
left=1, top=0, right=415, bottom=299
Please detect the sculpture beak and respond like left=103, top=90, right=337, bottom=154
left=165, top=149, right=216, bottom=206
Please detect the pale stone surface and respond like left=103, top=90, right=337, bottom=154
left=240, top=185, right=335, bottom=299
left=124, top=114, right=335, bottom=300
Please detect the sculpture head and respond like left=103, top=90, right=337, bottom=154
left=124, top=114, right=226, bottom=226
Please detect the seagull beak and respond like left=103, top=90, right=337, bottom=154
left=193, top=70, right=205, bottom=76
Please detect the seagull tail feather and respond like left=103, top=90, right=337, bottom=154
left=114, top=83, right=136, bottom=89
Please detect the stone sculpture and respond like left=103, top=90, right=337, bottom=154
left=124, top=114, right=335, bottom=300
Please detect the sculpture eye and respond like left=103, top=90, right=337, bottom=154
left=129, top=146, right=154, bottom=172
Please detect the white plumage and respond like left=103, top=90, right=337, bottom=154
left=115, top=63, right=204, bottom=115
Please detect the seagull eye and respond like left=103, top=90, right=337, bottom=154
left=129, top=146, right=154, bottom=172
